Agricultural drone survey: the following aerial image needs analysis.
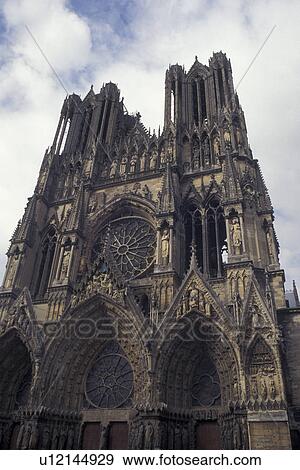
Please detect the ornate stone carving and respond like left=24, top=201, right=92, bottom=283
left=71, top=269, right=126, bottom=308
left=161, top=228, right=169, bottom=265
left=223, top=128, right=231, bottom=147
left=213, top=136, right=221, bottom=157
left=120, top=157, right=128, bottom=176
left=109, top=160, right=118, bottom=178
left=140, top=150, right=147, bottom=172
left=230, top=217, right=242, bottom=255
left=149, top=149, right=158, bottom=170
left=130, top=153, right=138, bottom=173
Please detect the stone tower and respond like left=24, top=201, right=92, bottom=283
left=0, top=52, right=295, bottom=449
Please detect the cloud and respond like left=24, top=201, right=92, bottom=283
left=0, top=0, right=299, bottom=290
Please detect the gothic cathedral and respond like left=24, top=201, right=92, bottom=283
left=0, top=52, right=299, bottom=450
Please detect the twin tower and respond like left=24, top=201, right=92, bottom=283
left=0, top=52, right=298, bottom=450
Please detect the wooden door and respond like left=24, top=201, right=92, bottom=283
left=108, top=422, right=128, bottom=450
left=195, top=421, right=221, bottom=450
left=81, top=422, right=101, bottom=450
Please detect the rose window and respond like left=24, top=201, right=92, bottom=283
left=92, top=217, right=156, bottom=280
left=85, top=342, right=133, bottom=409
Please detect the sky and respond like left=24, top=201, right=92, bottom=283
left=0, top=0, right=299, bottom=292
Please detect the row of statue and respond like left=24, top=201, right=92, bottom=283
left=130, top=419, right=189, bottom=450
left=15, top=420, right=77, bottom=449
left=102, top=143, right=175, bottom=178
left=55, top=163, right=82, bottom=199
left=221, top=416, right=248, bottom=450
left=249, top=374, right=278, bottom=401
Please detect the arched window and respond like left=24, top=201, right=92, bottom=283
left=192, top=80, right=199, bottom=126
left=199, top=78, right=207, bottom=121
left=184, top=198, right=226, bottom=278
left=217, top=68, right=225, bottom=107
left=185, top=204, right=203, bottom=271
left=170, top=80, right=176, bottom=123
left=33, top=226, right=57, bottom=299
left=206, top=199, right=226, bottom=278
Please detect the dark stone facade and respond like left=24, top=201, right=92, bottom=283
left=0, top=52, right=298, bottom=449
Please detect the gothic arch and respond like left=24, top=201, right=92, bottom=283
left=155, top=311, right=240, bottom=409
left=32, top=224, right=58, bottom=299
left=35, top=295, right=149, bottom=412
left=0, top=329, right=33, bottom=412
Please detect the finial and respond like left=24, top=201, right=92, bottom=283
left=195, top=55, right=198, bottom=61
left=91, top=84, right=93, bottom=90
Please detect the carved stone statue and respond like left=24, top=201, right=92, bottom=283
left=266, top=229, right=275, bottom=264
left=203, top=138, right=210, bottom=166
left=161, top=229, right=169, bottom=265
left=189, top=283, right=199, bottom=310
left=16, top=423, right=25, bottom=449
left=160, top=146, right=167, bottom=165
left=66, top=426, right=74, bottom=450
left=149, top=149, right=158, bottom=170
left=5, top=252, right=19, bottom=288
left=167, top=141, right=174, bottom=162
left=61, top=248, right=71, bottom=279
left=252, top=307, right=261, bottom=329
left=88, top=196, right=97, bottom=214
left=144, top=422, right=154, bottom=449
left=99, top=424, right=109, bottom=450
left=137, top=423, right=144, bottom=450
left=230, top=217, right=242, bottom=255
left=236, top=128, right=243, bottom=148
left=22, top=423, right=32, bottom=449
left=269, top=379, right=277, bottom=400
left=140, top=151, right=147, bottom=172
left=224, top=128, right=231, bottom=146
left=130, top=154, right=138, bottom=173
left=41, top=426, right=50, bottom=449
left=260, top=378, right=268, bottom=400
left=109, top=160, right=118, bottom=178
left=120, top=157, right=128, bottom=176
left=213, top=136, right=221, bottom=156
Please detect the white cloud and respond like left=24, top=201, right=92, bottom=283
left=0, top=0, right=299, bottom=290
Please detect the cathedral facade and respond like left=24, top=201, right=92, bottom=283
left=0, top=52, right=299, bottom=450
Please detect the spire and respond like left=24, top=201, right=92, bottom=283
left=11, top=196, right=37, bottom=244
left=293, top=280, right=300, bottom=307
left=157, top=163, right=177, bottom=214
left=65, top=182, right=85, bottom=232
left=83, top=85, right=95, bottom=103
left=222, top=152, right=242, bottom=202
left=256, top=162, right=273, bottom=212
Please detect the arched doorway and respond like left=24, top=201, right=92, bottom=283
left=81, top=340, right=134, bottom=450
left=157, top=312, right=239, bottom=449
left=0, top=329, right=32, bottom=449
